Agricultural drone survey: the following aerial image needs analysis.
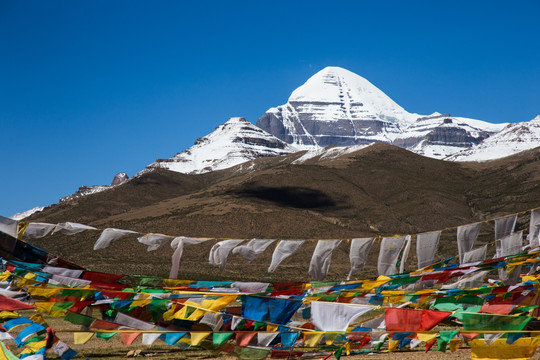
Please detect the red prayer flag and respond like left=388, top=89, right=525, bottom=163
left=0, top=294, right=35, bottom=311
left=385, top=308, right=451, bottom=332
left=121, top=332, right=140, bottom=345
left=479, top=304, right=514, bottom=315
left=236, top=332, right=256, bottom=346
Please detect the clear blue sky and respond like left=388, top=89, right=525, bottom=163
left=1, top=0, right=539, bottom=216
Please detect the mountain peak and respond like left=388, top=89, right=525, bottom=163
left=145, top=117, right=294, bottom=174
left=257, top=66, right=418, bottom=147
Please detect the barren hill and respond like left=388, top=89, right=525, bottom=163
left=27, top=143, right=540, bottom=281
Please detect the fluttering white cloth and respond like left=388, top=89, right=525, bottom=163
left=23, top=222, right=56, bottom=239
left=138, top=233, right=173, bottom=251
left=495, top=214, right=517, bottom=240
left=348, top=237, right=375, bottom=280
left=232, top=238, right=276, bottom=263
left=115, top=312, right=155, bottom=330
left=209, top=240, right=244, bottom=271
left=377, top=236, right=408, bottom=276
left=231, top=282, right=270, bottom=294
left=308, top=240, right=342, bottom=280
left=199, top=312, right=223, bottom=331
left=496, top=231, right=523, bottom=285
left=169, top=237, right=213, bottom=279
left=42, top=266, right=84, bottom=278
left=311, top=301, right=374, bottom=331
left=528, top=209, right=540, bottom=249
left=267, top=240, right=305, bottom=272
left=257, top=332, right=279, bottom=347
left=457, top=222, right=481, bottom=264
left=462, top=244, right=487, bottom=264
left=52, top=222, right=97, bottom=235
left=50, top=275, right=91, bottom=288
left=416, top=231, right=441, bottom=269
left=0, top=216, right=18, bottom=238
left=94, top=228, right=138, bottom=250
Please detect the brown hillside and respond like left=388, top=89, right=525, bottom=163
left=26, top=143, right=540, bottom=281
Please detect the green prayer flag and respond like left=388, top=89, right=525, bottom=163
left=334, top=345, right=344, bottom=360
left=439, top=330, right=459, bottom=342
left=462, top=313, right=531, bottom=331
left=254, top=321, right=266, bottom=331
left=64, top=311, right=94, bottom=327
left=213, top=332, right=233, bottom=346
left=233, top=346, right=271, bottom=360
left=437, top=339, right=447, bottom=352
left=96, top=332, right=116, bottom=340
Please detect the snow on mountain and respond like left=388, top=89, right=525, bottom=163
left=292, top=144, right=372, bottom=164
left=257, top=66, right=505, bottom=159
left=395, top=113, right=507, bottom=159
left=145, top=117, right=295, bottom=174
left=60, top=172, right=130, bottom=202
left=446, top=115, right=540, bottom=161
left=10, top=206, right=45, bottom=220
left=257, top=66, right=419, bottom=147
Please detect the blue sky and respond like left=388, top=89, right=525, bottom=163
left=1, top=0, right=539, bottom=216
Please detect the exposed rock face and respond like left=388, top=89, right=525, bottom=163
left=111, top=172, right=129, bottom=186
left=145, top=117, right=294, bottom=174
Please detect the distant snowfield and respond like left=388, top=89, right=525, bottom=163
left=10, top=206, right=44, bottom=220
left=447, top=115, right=540, bottom=161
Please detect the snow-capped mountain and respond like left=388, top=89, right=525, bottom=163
left=60, top=172, right=130, bottom=202
left=10, top=206, right=45, bottom=220
left=257, top=66, right=506, bottom=159
left=446, top=115, right=540, bottom=161
left=257, top=66, right=418, bottom=147
left=394, top=113, right=507, bottom=159
left=145, top=117, right=295, bottom=174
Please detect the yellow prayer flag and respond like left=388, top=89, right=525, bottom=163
left=190, top=331, right=211, bottom=346
left=344, top=341, right=351, bottom=355
left=0, top=271, right=11, bottom=282
left=0, top=311, right=19, bottom=320
left=74, top=332, right=94, bottom=345
left=417, top=333, right=438, bottom=342
left=266, top=325, right=278, bottom=332
left=388, top=339, right=399, bottom=352
left=303, top=332, right=324, bottom=347
left=25, top=340, right=47, bottom=352
left=27, top=287, right=61, bottom=298
left=449, top=338, right=461, bottom=352
left=471, top=337, right=538, bottom=360
left=29, top=313, right=46, bottom=325
left=325, top=333, right=339, bottom=345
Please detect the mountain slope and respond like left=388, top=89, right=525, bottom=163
left=447, top=115, right=540, bottom=161
left=145, top=117, right=294, bottom=174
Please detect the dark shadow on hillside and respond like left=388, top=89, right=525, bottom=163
left=232, top=186, right=336, bottom=209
